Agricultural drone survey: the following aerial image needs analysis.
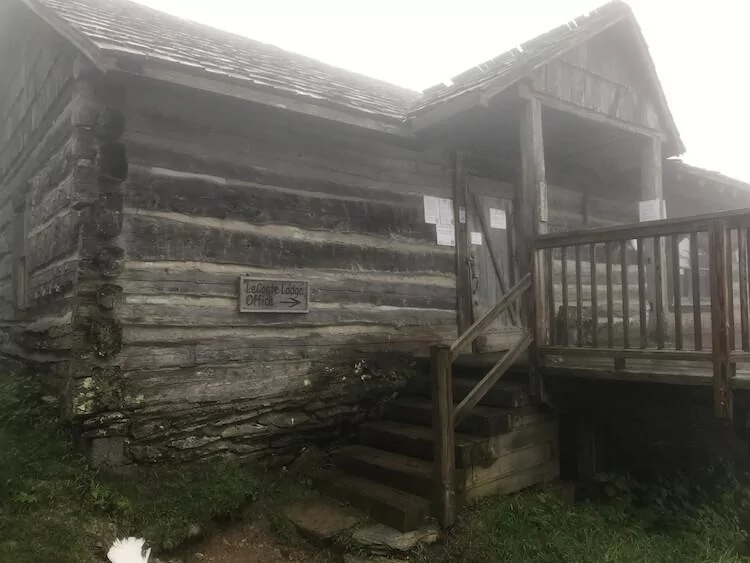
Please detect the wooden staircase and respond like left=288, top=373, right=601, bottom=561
left=317, top=368, right=559, bottom=532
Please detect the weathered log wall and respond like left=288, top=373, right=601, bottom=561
left=0, top=2, right=80, bottom=390
left=91, top=78, right=462, bottom=465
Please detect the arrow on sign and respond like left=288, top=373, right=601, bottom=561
left=280, top=297, right=301, bottom=308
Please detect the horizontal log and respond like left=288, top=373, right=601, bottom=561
left=121, top=321, right=458, bottom=345
left=125, top=212, right=455, bottom=274
left=117, top=295, right=456, bottom=328
left=29, top=160, right=97, bottom=229
left=28, top=210, right=81, bottom=271
left=119, top=265, right=455, bottom=310
left=119, top=329, right=455, bottom=371
left=125, top=165, right=436, bottom=242
left=125, top=131, right=451, bottom=200
left=124, top=92, right=450, bottom=188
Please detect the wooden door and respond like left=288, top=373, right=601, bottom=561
left=466, top=179, right=519, bottom=352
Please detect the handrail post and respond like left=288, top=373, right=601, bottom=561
left=431, top=344, right=455, bottom=528
left=709, top=221, right=734, bottom=419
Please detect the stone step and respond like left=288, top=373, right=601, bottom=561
left=316, top=470, right=431, bottom=533
left=384, top=397, right=545, bottom=436
left=404, top=377, right=529, bottom=409
left=358, top=419, right=557, bottom=468
left=333, top=445, right=436, bottom=498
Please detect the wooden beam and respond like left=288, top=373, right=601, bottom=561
left=640, top=136, right=668, bottom=346
left=541, top=346, right=712, bottom=362
left=519, top=84, right=666, bottom=141
left=519, top=94, right=548, bottom=400
left=453, top=151, right=472, bottom=335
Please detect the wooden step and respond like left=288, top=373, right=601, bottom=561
left=384, top=397, right=545, bottom=436
left=358, top=419, right=557, bottom=468
left=404, top=377, right=529, bottom=408
left=316, top=470, right=430, bottom=532
left=333, top=445, right=435, bottom=498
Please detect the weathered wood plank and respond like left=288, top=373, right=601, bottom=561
left=637, top=239, right=648, bottom=348
left=744, top=229, right=750, bottom=352
left=709, top=222, right=734, bottom=419
left=671, top=235, right=683, bottom=350
left=606, top=242, right=614, bottom=347
left=547, top=248, right=556, bottom=345
left=561, top=246, right=569, bottom=346
left=620, top=240, right=630, bottom=348
left=654, top=236, right=665, bottom=349
left=590, top=243, right=598, bottom=348
left=727, top=230, right=736, bottom=350
left=575, top=245, right=583, bottom=346
left=691, top=232, right=702, bottom=350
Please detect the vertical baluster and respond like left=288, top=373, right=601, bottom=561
left=590, top=243, right=598, bottom=348
left=621, top=240, right=630, bottom=348
left=709, top=221, right=733, bottom=420
left=739, top=228, right=750, bottom=351
left=546, top=248, right=555, bottom=346
left=671, top=235, right=683, bottom=350
left=654, top=236, right=665, bottom=349
left=561, top=246, right=569, bottom=346
left=691, top=232, right=702, bottom=350
left=576, top=245, right=583, bottom=346
left=727, top=229, right=736, bottom=350
left=638, top=238, right=648, bottom=348
left=606, top=242, right=614, bottom=347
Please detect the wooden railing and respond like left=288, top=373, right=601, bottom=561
left=534, top=208, right=750, bottom=421
left=430, top=273, right=533, bottom=527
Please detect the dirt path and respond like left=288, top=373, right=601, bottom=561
left=179, top=520, right=336, bottom=563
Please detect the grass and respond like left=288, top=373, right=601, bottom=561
left=5, top=367, right=750, bottom=563
left=0, top=370, right=273, bottom=563
left=418, top=474, right=750, bottom=563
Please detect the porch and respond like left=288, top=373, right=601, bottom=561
left=427, top=206, right=750, bottom=528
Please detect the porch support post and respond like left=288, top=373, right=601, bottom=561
left=640, top=136, right=669, bottom=341
left=519, top=93, right=548, bottom=400
left=453, top=150, right=472, bottom=335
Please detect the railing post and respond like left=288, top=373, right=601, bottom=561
left=431, top=344, right=455, bottom=528
left=709, top=221, right=734, bottom=420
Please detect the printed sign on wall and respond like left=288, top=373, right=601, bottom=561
left=239, top=277, right=309, bottom=313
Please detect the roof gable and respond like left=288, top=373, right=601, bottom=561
left=410, top=1, right=683, bottom=155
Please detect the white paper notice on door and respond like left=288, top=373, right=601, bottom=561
left=471, top=232, right=483, bottom=245
left=436, top=225, right=455, bottom=246
left=423, top=196, right=440, bottom=224
left=639, top=198, right=666, bottom=222
left=437, top=198, right=454, bottom=226
left=490, top=208, right=507, bottom=230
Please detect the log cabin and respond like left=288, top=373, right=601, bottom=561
left=4, top=0, right=748, bottom=530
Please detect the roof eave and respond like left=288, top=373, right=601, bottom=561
left=22, top=0, right=116, bottom=73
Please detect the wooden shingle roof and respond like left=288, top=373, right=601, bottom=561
left=24, top=0, right=682, bottom=153
left=28, top=0, right=421, bottom=122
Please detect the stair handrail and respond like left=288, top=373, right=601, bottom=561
left=449, top=273, right=532, bottom=361
left=430, top=274, right=534, bottom=529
